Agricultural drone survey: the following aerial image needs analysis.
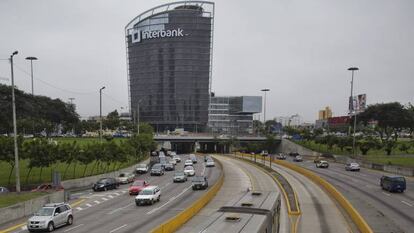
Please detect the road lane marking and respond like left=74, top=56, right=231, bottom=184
left=114, top=192, right=120, bottom=196
left=401, top=201, right=413, bottom=207
left=109, top=224, right=128, bottom=233
left=146, top=185, right=192, bottom=215
left=0, top=222, right=26, bottom=233
left=86, top=203, right=92, bottom=207
left=107, top=195, right=114, bottom=198
left=75, top=207, right=83, bottom=211
left=94, top=200, right=100, bottom=204
left=382, top=192, right=391, bottom=196
left=63, top=224, right=84, bottom=232
left=71, top=199, right=85, bottom=207
left=107, top=203, right=134, bottom=215
left=102, top=197, right=108, bottom=201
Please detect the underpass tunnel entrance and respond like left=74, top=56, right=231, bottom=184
left=171, top=142, right=195, bottom=154
left=198, top=142, right=229, bottom=153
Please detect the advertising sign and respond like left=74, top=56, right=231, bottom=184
left=348, top=94, right=366, bottom=114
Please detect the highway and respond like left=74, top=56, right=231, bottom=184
left=284, top=156, right=414, bottom=233
left=238, top=155, right=351, bottom=233
left=4, top=154, right=221, bottom=233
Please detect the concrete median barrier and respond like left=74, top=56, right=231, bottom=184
left=150, top=157, right=224, bottom=233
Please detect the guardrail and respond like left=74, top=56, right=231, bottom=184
left=272, top=159, right=374, bottom=233
left=150, top=157, right=224, bottom=233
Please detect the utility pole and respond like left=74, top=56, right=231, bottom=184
left=10, top=51, right=21, bottom=193
left=99, top=86, right=105, bottom=143
left=348, top=67, right=359, bottom=157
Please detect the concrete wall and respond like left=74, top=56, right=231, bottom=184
left=0, top=191, right=64, bottom=225
left=278, top=139, right=414, bottom=177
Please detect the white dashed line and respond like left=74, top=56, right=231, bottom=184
left=401, top=201, right=413, bottom=207
left=75, top=207, right=83, bottom=211
left=109, top=224, right=128, bottom=233
left=64, top=224, right=84, bottom=232
left=107, top=203, right=134, bottom=215
left=382, top=192, right=391, bottom=197
left=108, top=195, right=114, bottom=198
left=114, top=192, right=120, bottom=196
left=21, top=226, right=27, bottom=230
left=94, top=200, right=100, bottom=204
left=102, top=197, right=108, bottom=201
left=86, top=203, right=92, bottom=207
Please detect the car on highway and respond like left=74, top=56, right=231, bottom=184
left=316, top=160, right=329, bottom=168
left=184, top=159, right=193, bottom=167
left=289, top=152, right=299, bottom=157
left=380, top=175, right=406, bottom=193
left=117, top=172, right=135, bottom=184
left=169, top=158, right=177, bottom=165
left=184, top=166, right=196, bottom=176
left=205, top=158, right=215, bottom=167
left=345, top=162, right=360, bottom=171
left=150, top=163, right=165, bottom=176
left=190, top=154, right=198, bottom=163
left=0, top=186, right=10, bottom=194
left=293, top=155, right=303, bottom=162
left=171, top=151, right=177, bottom=157
left=135, top=186, right=161, bottom=205
left=192, top=176, right=208, bottom=190
left=204, top=155, right=212, bottom=162
left=92, top=178, right=119, bottom=191
left=173, top=172, right=187, bottom=183
left=172, top=155, right=181, bottom=163
left=276, top=153, right=286, bottom=160
left=129, top=180, right=149, bottom=195
left=261, top=150, right=269, bottom=156
left=27, top=203, right=73, bottom=232
left=164, top=163, right=175, bottom=171
left=135, top=163, right=149, bottom=174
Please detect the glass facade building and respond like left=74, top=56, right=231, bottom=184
left=208, top=96, right=262, bottom=135
left=125, top=1, right=214, bottom=132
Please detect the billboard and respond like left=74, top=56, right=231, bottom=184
left=349, top=94, right=366, bottom=114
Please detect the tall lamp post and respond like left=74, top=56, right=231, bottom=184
left=10, top=51, right=21, bottom=193
left=261, top=89, right=270, bottom=132
left=25, top=56, right=38, bottom=95
left=348, top=67, right=359, bottom=157
left=99, top=86, right=105, bottom=142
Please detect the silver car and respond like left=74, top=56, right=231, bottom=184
left=27, top=203, right=73, bottom=232
left=345, top=162, right=360, bottom=171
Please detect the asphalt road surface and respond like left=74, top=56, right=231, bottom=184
left=284, top=156, right=414, bottom=233
left=6, top=154, right=221, bottom=233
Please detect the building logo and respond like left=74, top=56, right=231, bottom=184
left=130, top=28, right=184, bottom=43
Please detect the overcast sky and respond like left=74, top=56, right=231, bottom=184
left=0, top=0, right=413, bottom=122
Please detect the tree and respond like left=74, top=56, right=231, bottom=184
left=398, top=142, right=411, bottom=154
left=104, top=110, right=120, bottom=130
left=22, top=138, right=56, bottom=183
left=0, top=136, right=23, bottom=185
left=357, top=136, right=380, bottom=155
left=359, top=102, right=412, bottom=155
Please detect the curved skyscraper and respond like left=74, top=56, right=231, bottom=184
left=125, top=1, right=214, bottom=132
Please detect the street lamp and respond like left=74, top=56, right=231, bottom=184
left=25, top=56, right=38, bottom=95
left=261, top=88, right=270, bottom=124
left=10, top=50, right=21, bottom=193
left=99, top=86, right=105, bottom=142
left=348, top=67, right=359, bottom=157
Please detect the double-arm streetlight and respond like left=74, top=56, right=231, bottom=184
left=348, top=67, right=359, bottom=157
left=10, top=51, right=21, bottom=193
left=25, top=56, right=38, bottom=95
left=99, top=86, right=106, bottom=142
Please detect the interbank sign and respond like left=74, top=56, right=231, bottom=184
left=130, top=28, right=184, bottom=43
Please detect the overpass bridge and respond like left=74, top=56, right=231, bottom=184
left=153, top=135, right=281, bottom=153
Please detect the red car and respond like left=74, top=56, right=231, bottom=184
left=31, top=183, right=64, bottom=192
left=129, top=180, right=149, bottom=195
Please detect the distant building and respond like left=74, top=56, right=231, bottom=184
left=318, top=106, right=332, bottom=120
left=208, top=96, right=262, bottom=135
left=327, top=116, right=350, bottom=131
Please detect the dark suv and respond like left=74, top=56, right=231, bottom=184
left=92, top=178, right=119, bottom=191
left=380, top=175, right=406, bottom=193
left=150, top=163, right=165, bottom=176
left=192, top=176, right=208, bottom=190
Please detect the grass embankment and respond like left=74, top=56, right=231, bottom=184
left=0, top=137, right=142, bottom=187
left=0, top=192, right=47, bottom=208
left=296, top=140, right=414, bottom=167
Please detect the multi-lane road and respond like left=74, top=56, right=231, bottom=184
left=2, top=154, right=221, bottom=233
left=283, top=156, right=414, bottom=233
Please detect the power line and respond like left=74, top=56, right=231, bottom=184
left=13, top=63, right=96, bottom=95
left=103, top=93, right=127, bottom=105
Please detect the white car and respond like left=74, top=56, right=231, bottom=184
left=27, top=203, right=73, bottom=232
left=171, top=151, right=177, bottom=156
left=205, top=159, right=215, bottom=167
left=184, top=166, right=195, bottom=176
left=169, top=159, right=177, bottom=165
left=135, top=164, right=149, bottom=174
left=117, top=172, right=135, bottom=184
left=173, top=155, right=181, bottom=163
left=135, top=186, right=161, bottom=205
left=345, top=162, right=360, bottom=171
left=184, top=159, right=193, bottom=167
